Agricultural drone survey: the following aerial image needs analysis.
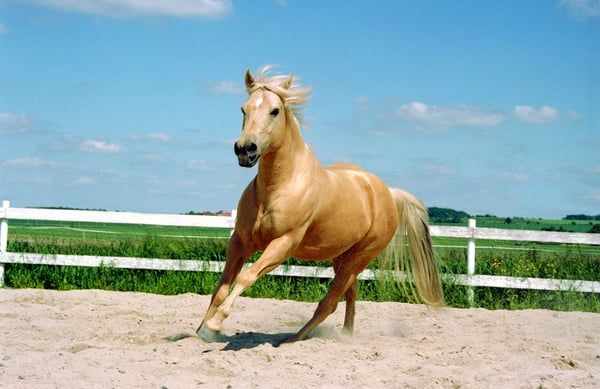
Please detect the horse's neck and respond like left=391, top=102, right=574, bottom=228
left=256, top=118, right=320, bottom=198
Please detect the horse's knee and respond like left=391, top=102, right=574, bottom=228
left=331, top=301, right=339, bottom=313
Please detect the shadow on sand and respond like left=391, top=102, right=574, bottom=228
left=218, top=331, right=295, bottom=351
left=163, top=331, right=295, bottom=351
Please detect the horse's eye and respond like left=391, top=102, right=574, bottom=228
left=270, top=108, right=280, bottom=117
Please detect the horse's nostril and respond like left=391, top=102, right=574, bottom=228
left=234, top=141, right=258, bottom=157
left=234, top=142, right=242, bottom=156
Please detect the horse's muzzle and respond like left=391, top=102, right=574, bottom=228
left=234, top=140, right=259, bottom=167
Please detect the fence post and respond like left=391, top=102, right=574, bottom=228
left=230, top=209, right=237, bottom=236
left=467, top=218, right=476, bottom=306
left=0, top=200, right=9, bottom=287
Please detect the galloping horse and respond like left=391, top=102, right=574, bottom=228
left=197, top=66, right=443, bottom=344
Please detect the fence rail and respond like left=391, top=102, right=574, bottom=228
left=429, top=225, right=600, bottom=245
left=2, top=200, right=599, bottom=301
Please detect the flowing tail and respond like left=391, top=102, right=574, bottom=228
left=381, top=188, right=444, bottom=306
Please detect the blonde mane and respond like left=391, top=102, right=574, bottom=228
left=248, top=65, right=312, bottom=122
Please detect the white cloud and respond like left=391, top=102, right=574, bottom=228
left=137, top=153, right=167, bottom=162
left=349, top=150, right=383, bottom=160
left=584, top=166, right=600, bottom=174
left=583, top=193, right=600, bottom=201
left=23, top=0, right=233, bottom=19
left=567, top=109, right=583, bottom=121
left=126, top=134, right=141, bottom=141
left=0, top=22, right=9, bottom=34
left=0, top=112, right=32, bottom=134
left=210, top=81, right=244, bottom=95
left=7, top=176, right=52, bottom=185
left=146, top=132, right=173, bottom=142
left=187, top=159, right=210, bottom=170
left=498, top=171, right=530, bottom=182
left=2, top=157, right=66, bottom=169
left=514, top=105, right=560, bottom=124
left=560, top=0, right=600, bottom=18
left=423, top=164, right=456, bottom=176
left=356, top=97, right=370, bottom=105
left=394, top=102, right=504, bottom=131
left=127, top=132, right=174, bottom=143
left=45, top=134, right=79, bottom=152
left=71, top=176, right=97, bottom=185
left=79, top=139, right=126, bottom=153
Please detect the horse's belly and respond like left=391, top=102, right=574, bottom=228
left=292, top=242, right=355, bottom=261
left=292, top=214, right=372, bottom=260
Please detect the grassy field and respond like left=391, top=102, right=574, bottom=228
left=3, top=217, right=600, bottom=313
left=472, top=215, right=599, bottom=232
left=5, top=219, right=233, bottom=239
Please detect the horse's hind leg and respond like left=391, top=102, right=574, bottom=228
left=282, top=239, right=391, bottom=344
left=333, top=258, right=358, bottom=335
left=342, top=279, right=358, bottom=335
left=282, top=270, right=357, bottom=344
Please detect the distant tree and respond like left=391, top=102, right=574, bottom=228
left=428, top=207, right=470, bottom=224
left=590, top=224, right=600, bottom=234
left=564, top=214, right=592, bottom=221
left=542, top=226, right=566, bottom=232
left=505, top=217, right=512, bottom=224
left=29, top=206, right=108, bottom=211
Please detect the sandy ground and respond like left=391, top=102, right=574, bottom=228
left=0, top=288, right=598, bottom=388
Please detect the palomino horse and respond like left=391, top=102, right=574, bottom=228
left=197, top=65, right=443, bottom=344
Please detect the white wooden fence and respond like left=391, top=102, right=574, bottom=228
left=1, top=200, right=599, bottom=303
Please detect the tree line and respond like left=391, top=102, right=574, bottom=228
left=563, top=214, right=600, bottom=221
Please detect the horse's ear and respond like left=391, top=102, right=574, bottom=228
left=245, top=70, right=255, bottom=94
left=283, top=72, right=293, bottom=89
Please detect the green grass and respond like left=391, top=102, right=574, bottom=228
left=3, top=220, right=599, bottom=313
left=440, top=214, right=600, bottom=233
left=7, top=219, right=232, bottom=240
left=5, top=264, right=221, bottom=295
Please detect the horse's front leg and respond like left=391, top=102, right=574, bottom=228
left=197, top=235, right=294, bottom=342
left=196, top=232, right=247, bottom=341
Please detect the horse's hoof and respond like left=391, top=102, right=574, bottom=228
left=197, top=326, right=218, bottom=343
left=276, top=334, right=302, bottom=346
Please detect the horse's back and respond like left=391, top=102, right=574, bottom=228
left=325, top=162, right=390, bottom=202
left=325, top=161, right=398, bottom=229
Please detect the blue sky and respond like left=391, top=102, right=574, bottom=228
left=1, top=0, right=599, bottom=219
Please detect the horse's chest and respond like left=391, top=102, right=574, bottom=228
left=253, top=211, right=283, bottom=241
left=250, top=204, right=303, bottom=246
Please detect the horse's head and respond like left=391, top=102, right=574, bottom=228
left=234, top=69, right=293, bottom=168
